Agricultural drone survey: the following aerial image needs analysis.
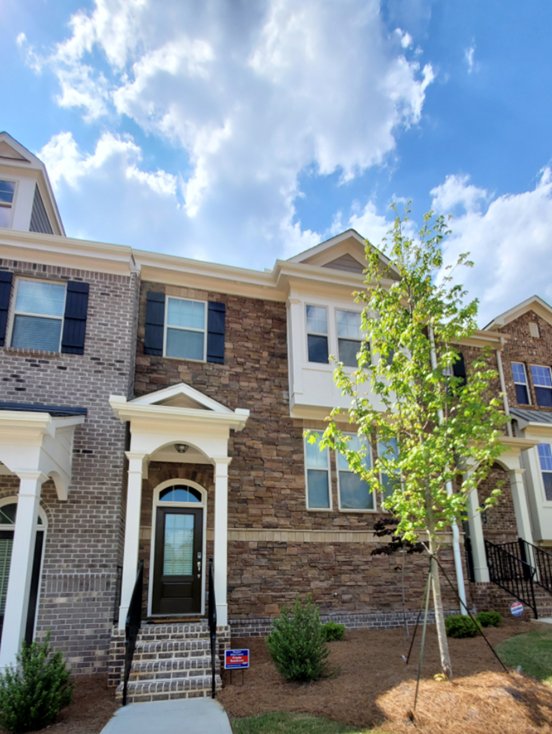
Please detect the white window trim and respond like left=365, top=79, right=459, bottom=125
left=336, top=433, right=376, bottom=513
left=334, top=308, right=363, bottom=369
left=0, top=180, right=17, bottom=229
left=304, top=433, right=333, bottom=511
left=530, top=364, right=552, bottom=406
left=147, top=478, right=207, bottom=618
left=163, top=296, right=207, bottom=362
left=537, top=443, right=552, bottom=505
left=512, top=362, right=531, bottom=405
left=305, top=304, right=329, bottom=365
left=8, top=277, right=67, bottom=353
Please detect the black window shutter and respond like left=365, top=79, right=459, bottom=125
left=0, top=272, right=13, bottom=347
left=207, top=301, right=225, bottom=364
left=452, top=352, right=467, bottom=386
left=144, top=292, right=165, bottom=356
left=61, top=281, right=89, bottom=355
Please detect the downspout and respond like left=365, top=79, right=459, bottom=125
left=428, top=327, right=468, bottom=613
left=496, top=337, right=513, bottom=437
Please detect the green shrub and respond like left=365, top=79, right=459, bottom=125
left=322, top=622, right=345, bottom=642
left=477, top=611, right=502, bottom=628
left=445, top=614, right=481, bottom=639
left=266, top=596, right=329, bottom=682
left=0, top=633, right=73, bottom=733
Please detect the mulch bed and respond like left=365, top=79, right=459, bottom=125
left=0, top=675, right=117, bottom=734
left=219, top=619, right=552, bottom=733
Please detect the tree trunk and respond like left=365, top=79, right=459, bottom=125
left=429, top=535, right=453, bottom=681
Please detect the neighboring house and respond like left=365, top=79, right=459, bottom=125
left=1, top=131, right=552, bottom=700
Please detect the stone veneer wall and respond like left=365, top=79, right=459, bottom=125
left=135, top=283, right=464, bottom=623
left=0, top=259, right=139, bottom=674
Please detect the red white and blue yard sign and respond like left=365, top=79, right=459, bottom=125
left=511, top=601, right=524, bottom=617
left=225, top=649, right=250, bottom=669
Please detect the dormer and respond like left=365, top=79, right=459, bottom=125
left=0, top=133, right=64, bottom=236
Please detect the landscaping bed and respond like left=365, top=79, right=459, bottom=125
left=220, top=619, right=552, bottom=733
left=0, top=675, right=117, bottom=734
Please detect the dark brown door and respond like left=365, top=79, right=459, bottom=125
left=152, top=507, right=203, bottom=616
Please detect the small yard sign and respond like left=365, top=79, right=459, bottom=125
left=510, top=601, right=524, bottom=617
left=225, top=649, right=250, bottom=669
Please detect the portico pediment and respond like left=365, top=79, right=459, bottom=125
left=129, top=382, right=233, bottom=413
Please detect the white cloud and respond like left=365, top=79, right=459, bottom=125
left=23, top=0, right=434, bottom=267
left=435, top=169, right=552, bottom=326
left=464, top=44, right=479, bottom=74
left=431, top=174, right=488, bottom=214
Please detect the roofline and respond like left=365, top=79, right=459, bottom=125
left=484, top=295, right=552, bottom=330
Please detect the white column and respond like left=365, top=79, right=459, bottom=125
left=509, top=468, right=535, bottom=545
left=118, top=453, right=147, bottom=629
left=0, top=471, right=46, bottom=668
left=467, top=483, right=490, bottom=583
left=213, top=457, right=231, bottom=627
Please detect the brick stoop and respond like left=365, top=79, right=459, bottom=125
left=115, top=622, right=222, bottom=703
left=470, top=581, right=552, bottom=620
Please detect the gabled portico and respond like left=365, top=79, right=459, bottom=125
left=110, top=383, right=249, bottom=629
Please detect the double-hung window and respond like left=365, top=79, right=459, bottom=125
left=306, top=305, right=328, bottom=364
left=11, top=279, right=66, bottom=352
left=378, top=437, right=400, bottom=502
left=165, top=298, right=206, bottom=361
left=538, top=444, right=552, bottom=501
left=337, top=434, right=373, bottom=511
left=530, top=365, right=552, bottom=408
left=0, top=181, right=15, bottom=228
left=511, top=362, right=530, bottom=404
left=305, top=432, right=331, bottom=509
left=336, top=310, right=361, bottom=367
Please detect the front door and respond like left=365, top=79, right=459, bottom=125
left=152, top=506, right=203, bottom=615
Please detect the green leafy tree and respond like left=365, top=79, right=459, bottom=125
left=0, top=633, right=73, bottom=733
left=317, top=206, right=508, bottom=680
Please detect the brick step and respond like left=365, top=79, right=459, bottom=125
left=116, top=675, right=222, bottom=703
left=133, top=638, right=211, bottom=661
left=129, top=656, right=220, bottom=682
left=137, top=622, right=209, bottom=640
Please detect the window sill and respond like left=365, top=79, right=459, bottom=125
left=3, top=346, right=60, bottom=358
left=338, top=508, right=378, bottom=514
left=162, top=355, right=206, bottom=364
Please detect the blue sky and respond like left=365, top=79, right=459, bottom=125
left=1, top=0, right=552, bottom=324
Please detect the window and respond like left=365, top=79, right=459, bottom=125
left=336, top=310, right=361, bottom=367
left=538, top=444, right=552, bottom=501
left=305, top=432, right=331, bottom=509
left=0, top=181, right=15, bottom=228
left=530, top=365, right=552, bottom=408
left=165, top=297, right=206, bottom=361
left=306, top=305, right=328, bottom=363
left=11, top=279, right=66, bottom=352
left=511, top=362, right=530, bottom=404
left=378, top=437, right=400, bottom=502
left=159, top=486, right=201, bottom=503
left=337, top=434, right=373, bottom=511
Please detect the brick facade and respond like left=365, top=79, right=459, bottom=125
left=0, top=260, right=138, bottom=673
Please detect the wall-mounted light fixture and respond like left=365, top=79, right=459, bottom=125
left=174, top=443, right=189, bottom=454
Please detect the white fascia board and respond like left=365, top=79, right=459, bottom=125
left=0, top=229, right=135, bottom=277
left=135, top=251, right=286, bottom=302
left=110, top=396, right=250, bottom=431
left=484, top=295, right=552, bottom=330
left=130, top=382, right=233, bottom=413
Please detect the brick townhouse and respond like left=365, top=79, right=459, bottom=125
left=1, top=131, right=552, bottom=700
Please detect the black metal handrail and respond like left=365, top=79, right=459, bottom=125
left=519, top=539, right=552, bottom=595
left=208, top=558, right=217, bottom=699
left=122, top=560, right=144, bottom=706
left=113, top=564, right=123, bottom=624
left=485, top=540, right=538, bottom=618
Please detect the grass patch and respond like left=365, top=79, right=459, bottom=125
left=495, top=628, right=552, bottom=684
left=230, top=711, right=378, bottom=734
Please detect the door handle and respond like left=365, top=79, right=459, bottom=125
left=197, top=559, right=202, bottom=574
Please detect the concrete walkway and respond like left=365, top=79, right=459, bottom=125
left=100, top=698, right=233, bottom=734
